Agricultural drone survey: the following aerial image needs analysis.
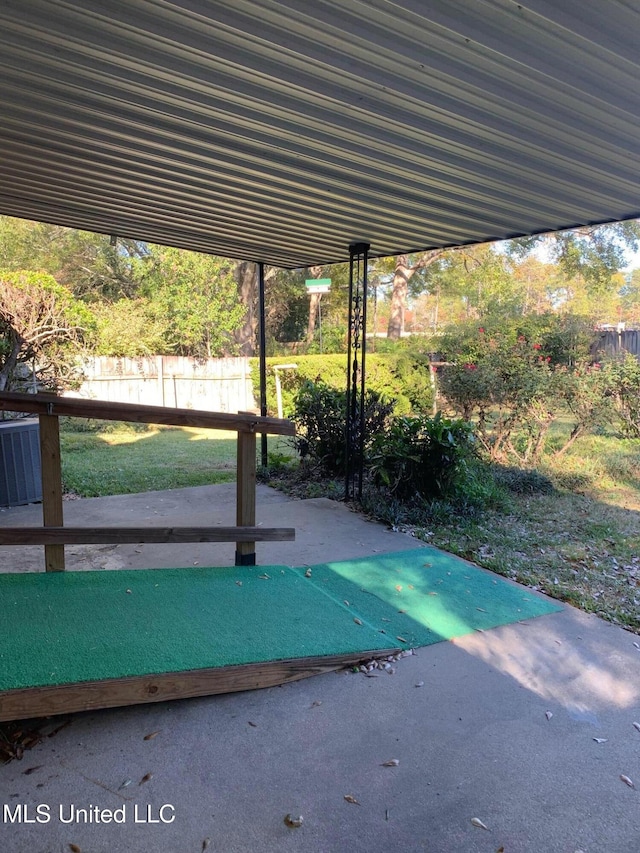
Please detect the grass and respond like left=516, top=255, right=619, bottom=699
left=59, top=420, right=295, bottom=497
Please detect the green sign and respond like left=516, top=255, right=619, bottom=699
left=305, top=278, right=331, bottom=287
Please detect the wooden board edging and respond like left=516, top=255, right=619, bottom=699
left=0, top=649, right=400, bottom=722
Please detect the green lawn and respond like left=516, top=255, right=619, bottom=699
left=59, top=422, right=294, bottom=497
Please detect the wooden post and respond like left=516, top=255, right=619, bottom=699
left=38, top=413, right=65, bottom=571
left=235, top=430, right=257, bottom=565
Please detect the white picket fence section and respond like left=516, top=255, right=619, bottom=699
left=66, top=356, right=256, bottom=414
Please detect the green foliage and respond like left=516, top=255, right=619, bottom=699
left=93, top=299, right=166, bottom=356
left=0, top=270, right=96, bottom=392
left=602, top=352, right=640, bottom=437
left=436, top=316, right=616, bottom=462
left=292, top=380, right=394, bottom=476
left=250, top=353, right=434, bottom=418
left=368, top=413, right=475, bottom=500
left=144, top=246, right=245, bottom=357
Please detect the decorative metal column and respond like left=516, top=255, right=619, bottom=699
left=258, top=262, right=268, bottom=467
left=345, top=242, right=370, bottom=501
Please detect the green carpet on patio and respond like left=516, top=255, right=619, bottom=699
left=298, top=547, right=562, bottom=649
left=0, top=549, right=561, bottom=692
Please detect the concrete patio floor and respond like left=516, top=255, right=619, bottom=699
left=1, top=484, right=639, bottom=852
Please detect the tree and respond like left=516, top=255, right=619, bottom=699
left=384, top=251, right=446, bottom=339
left=144, top=246, right=245, bottom=357
left=507, top=222, right=640, bottom=294
left=0, top=270, right=95, bottom=392
left=92, top=299, right=166, bottom=357
left=0, top=216, right=150, bottom=302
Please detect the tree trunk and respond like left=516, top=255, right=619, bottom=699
left=306, top=293, right=321, bottom=343
left=0, top=331, right=22, bottom=392
left=387, top=255, right=410, bottom=340
left=305, top=265, right=324, bottom=345
left=233, top=261, right=257, bottom=356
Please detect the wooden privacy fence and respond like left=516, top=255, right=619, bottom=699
left=0, top=391, right=296, bottom=569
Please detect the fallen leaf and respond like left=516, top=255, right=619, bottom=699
left=471, top=817, right=490, bottom=830
left=23, top=765, right=43, bottom=775
left=476, top=607, right=487, bottom=613
left=144, top=731, right=160, bottom=741
left=415, top=681, right=425, bottom=688
left=381, top=759, right=399, bottom=767
left=304, top=568, right=312, bottom=578
left=395, top=585, right=403, bottom=591
left=284, top=814, right=303, bottom=828
left=310, top=700, right=322, bottom=708
left=258, top=573, right=270, bottom=580
left=344, top=794, right=360, bottom=805
left=193, top=561, right=199, bottom=566
left=69, top=845, right=82, bottom=853
left=545, top=711, right=553, bottom=720
left=428, top=591, right=438, bottom=596
left=633, top=641, right=640, bottom=650
left=398, top=609, right=406, bottom=613
left=620, top=774, right=635, bottom=788
left=139, top=772, right=153, bottom=785
left=126, top=589, right=132, bottom=594
left=202, top=838, right=211, bottom=851
left=248, top=721, right=258, bottom=727
left=344, top=600, right=350, bottom=606
left=396, top=636, right=407, bottom=643
left=118, top=779, right=132, bottom=790
left=235, top=580, right=243, bottom=586
left=497, top=848, right=505, bottom=853
left=633, top=722, right=640, bottom=733
left=353, top=617, right=363, bottom=626
left=592, top=738, right=608, bottom=743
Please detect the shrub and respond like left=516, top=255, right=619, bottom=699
left=249, top=352, right=434, bottom=418
left=368, top=413, right=475, bottom=500
left=292, top=380, right=394, bottom=476
left=603, top=352, right=640, bottom=437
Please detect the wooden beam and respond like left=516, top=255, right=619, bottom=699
left=235, top=431, right=257, bottom=565
left=38, top=414, right=65, bottom=572
left=0, top=649, right=400, bottom=722
left=0, top=391, right=295, bottom=436
left=0, top=526, right=295, bottom=545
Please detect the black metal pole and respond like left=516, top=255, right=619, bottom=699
left=258, top=262, right=268, bottom=467
left=345, top=242, right=370, bottom=501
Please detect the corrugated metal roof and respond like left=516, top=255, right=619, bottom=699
left=0, top=0, right=639, bottom=268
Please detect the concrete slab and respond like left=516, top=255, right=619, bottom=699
left=1, top=485, right=639, bottom=852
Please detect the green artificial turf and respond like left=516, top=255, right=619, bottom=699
left=300, top=548, right=562, bottom=650
left=0, top=549, right=561, bottom=692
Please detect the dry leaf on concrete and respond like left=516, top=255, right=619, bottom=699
left=381, top=759, right=399, bottom=767
left=620, top=774, right=635, bottom=788
left=284, top=814, right=303, bottom=828
left=344, top=794, right=360, bottom=805
left=471, top=817, right=490, bottom=830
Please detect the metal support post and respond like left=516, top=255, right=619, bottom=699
left=345, top=242, right=370, bottom=501
left=258, top=262, right=268, bottom=467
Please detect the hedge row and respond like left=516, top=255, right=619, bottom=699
left=249, top=352, right=435, bottom=418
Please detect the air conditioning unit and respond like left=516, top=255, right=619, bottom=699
left=0, top=418, right=42, bottom=506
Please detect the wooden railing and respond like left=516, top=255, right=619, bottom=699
left=0, top=391, right=296, bottom=570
